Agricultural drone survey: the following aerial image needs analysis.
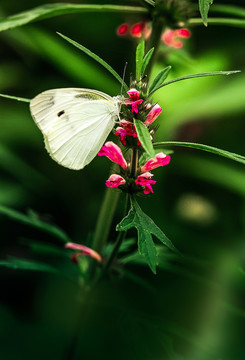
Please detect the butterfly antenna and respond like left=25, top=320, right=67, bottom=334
left=121, top=62, right=128, bottom=96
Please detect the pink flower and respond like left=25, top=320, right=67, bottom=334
left=117, top=23, right=129, bottom=36
left=105, top=174, right=126, bottom=188
left=98, top=141, right=127, bottom=169
left=125, top=88, right=143, bottom=113
left=162, top=28, right=191, bottom=49
left=141, top=153, right=171, bottom=172
left=115, top=120, right=141, bottom=146
left=144, top=104, right=162, bottom=126
left=65, top=242, right=102, bottom=263
left=130, top=22, right=146, bottom=38
left=135, top=172, right=156, bottom=195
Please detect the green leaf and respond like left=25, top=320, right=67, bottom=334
left=136, top=40, right=145, bottom=81
left=0, top=93, right=30, bottom=103
left=0, top=205, right=70, bottom=243
left=143, top=0, right=155, bottom=6
left=149, top=70, right=241, bottom=95
left=57, top=32, right=128, bottom=92
left=199, top=0, right=214, bottom=26
left=116, top=197, right=177, bottom=273
left=134, top=119, right=155, bottom=158
left=0, top=257, right=59, bottom=274
left=148, top=66, right=172, bottom=95
left=153, top=141, right=245, bottom=165
left=209, top=4, right=245, bottom=18
left=0, top=4, right=147, bottom=32
left=141, top=47, right=154, bottom=77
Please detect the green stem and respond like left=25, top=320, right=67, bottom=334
left=101, top=194, right=129, bottom=276
left=146, top=17, right=165, bottom=77
left=92, top=188, right=120, bottom=254
left=209, top=5, right=245, bottom=19
left=130, top=148, right=139, bottom=178
left=188, top=17, right=245, bottom=28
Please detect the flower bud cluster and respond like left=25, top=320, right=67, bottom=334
left=97, top=87, right=171, bottom=196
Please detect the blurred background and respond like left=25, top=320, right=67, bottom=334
left=0, top=0, right=245, bottom=359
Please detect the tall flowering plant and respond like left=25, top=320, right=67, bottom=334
left=0, top=0, right=244, bottom=280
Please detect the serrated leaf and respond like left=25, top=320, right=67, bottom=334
left=0, top=3, right=147, bottom=32
left=136, top=40, right=145, bottom=81
left=141, top=47, right=154, bottom=77
left=148, top=66, right=171, bottom=94
left=116, top=197, right=177, bottom=273
left=57, top=32, right=128, bottom=91
left=149, top=70, right=241, bottom=95
left=153, top=141, right=245, bottom=165
left=134, top=119, right=155, bottom=158
left=0, top=205, right=70, bottom=243
left=199, top=0, right=214, bottom=26
left=0, top=93, right=30, bottom=103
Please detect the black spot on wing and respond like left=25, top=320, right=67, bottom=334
left=58, top=110, right=65, bottom=117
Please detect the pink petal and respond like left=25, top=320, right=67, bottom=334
left=98, top=141, right=127, bottom=169
left=141, top=153, right=171, bottom=172
left=65, top=242, right=102, bottom=262
left=105, top=174, right=126, bottom=188
left=127, top=88, right=140, bottom=101
left=117, top=23, right=129, bottom=36
left=144, top=104, right=162, bottom=126
left=130, top=22, right=145, bottom=38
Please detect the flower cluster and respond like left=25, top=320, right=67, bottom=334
left=117, top=21, right=191, bottom=49
left=162, top=28, right=191, bottom=49
left=117, top=22, right=151, bottom=39
left=97, top=88, right=170, bottom=195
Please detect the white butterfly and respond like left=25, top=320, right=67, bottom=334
left=30, top=88, right=122, bottom=170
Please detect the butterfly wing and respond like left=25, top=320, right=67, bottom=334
left=30, top=88, right=120, bottom=170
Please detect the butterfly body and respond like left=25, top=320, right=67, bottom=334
left=30, top=88, right=122, bottom=170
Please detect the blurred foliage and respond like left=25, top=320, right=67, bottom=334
left=0, top=0, right=245, bottom=359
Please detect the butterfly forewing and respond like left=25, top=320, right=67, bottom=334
left=30, top=88, right=120, bottom=170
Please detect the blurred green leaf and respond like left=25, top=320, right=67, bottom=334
left=22, top=238, right=68, bottom=257
left=149, top=70, right=240, bottom=95
left=209, top=4, right=245, bottom=18
left=143, top=0, right=155, bottom=6
left=0, top=144, right=49, bottom=191
left=141, top=47, right=154, bottom=77
left=134, top=119, right=155, bottom=158
left=57, top=32, right=128, bottom=91
left=0, top=3, right=147, bottom=32
left=0, top=93, right=30, bottom=102
left=0, top=256, right=59, bottom=274
left=9, top=28, right=117, bottom=92
left=154, top=141, right=245, bottom=165
left=199, top=0, right=214, bottom=26
left=117, top=197, right=177, bottom=273
left=0, top=205, right=70, bottom=243
left=174, top=154, right=245, bottom=196
left=148, top=66, right=172, bottom=95
left=136, top=40, right=145, bottom=81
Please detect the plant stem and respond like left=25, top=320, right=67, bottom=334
left=92, top=188, right=120, bottom=254
left=188, top=17, right=245, bottom=28
left=130, top=148, right=139, bottom=178
left=101, top=194, right=129, bottom=276
left=146, top=15, right=166, bottom=77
